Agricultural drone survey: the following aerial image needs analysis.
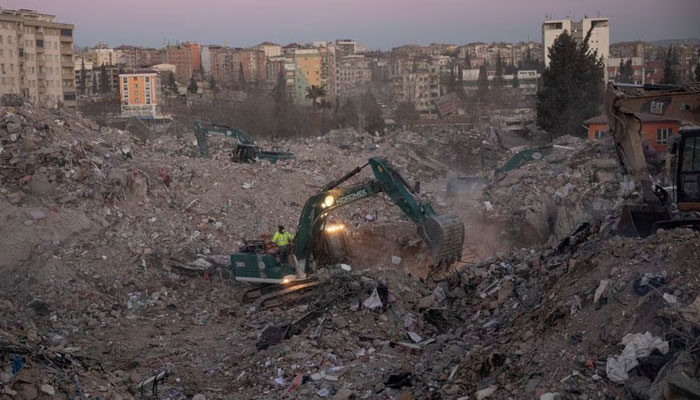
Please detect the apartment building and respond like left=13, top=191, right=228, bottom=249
left=392, top=72, right=440, bottom=113
left=165, top=44, right=193, bottom=82
left=285, top=49, right=322, bottom=105
left=542, top=17, right=609, bottom=67
left=119, top=70, right=159, bottom=117
left=74, top=59, right=122, bottom=95
left=255, top=42, right=282, bottom=58
left=335, top=39, right=356, bottom=59
left=336, top=54, right=370, bottom=98
left=182, top=42, right=201, bottom=73
left=233, top=49, right=265, bottom=83
left=115, top=46, right=162, bottom=69
left=0, top=8, right=75, bottom=108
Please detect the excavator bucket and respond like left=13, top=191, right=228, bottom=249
left=616, top=205, right=671, bottom=237
left=419, top=215, right=465, bottom=264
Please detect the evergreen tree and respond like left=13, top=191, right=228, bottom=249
left=273, top=70, right=291, bottom=135
left=512, top=70, right=520, bottom=88
left=362, top=90, right=385, bottom=133
left=91, top=71, right=97, bottom=95
left=536, top=30, right=604, bottom=137
left=238, top=63, right=246, bottom=86
left=476, top=65, right=489, bottom=102
left=394, top=101, right=419, bottom=129
left=492, top=52, right=505, bottom=89
left=99, top=64, right=109, bottom=93
left=662, top=46, right=680, bottom=84
left=209, top=76, right=217, bottom=91
left=445, top=65, right=458, bottom=94
left=187, top=75, right=198, bottom=94
left=339, top=98, right=359, bottom=129
left=695, top=62, right=700, bottom=82
left=617, top=58, right=633, bottom=83
left=456, top=65, right=466, bottom=100
left=80, top=60, right=87, bottom=95
left=167, top=71, right=178, bottom=93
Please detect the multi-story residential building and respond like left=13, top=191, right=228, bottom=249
left=266, top=55, right=286, bottom=82
left=119, top=70, right=159, bottom=117
left=114, top=46, right=162, bottom=69
left=319, top=46, right=336, bottom=101
left=542, top=17, right=609, bottom=67
left=255, top=42, right=282, bottom=58
left=286, top=48, right=322, bottom=105
left=74, top=59, right=123, bottom=95
left=80, top=45, right=121, bottom=67
left=392, top=72, right=440, bottom=113
left=209, top=46, right=236, bottom=87
left=606, top=57, right=644, bottom=84
left=165, top=44, right=193, bottom=82
left=335, top=39, right=356, bottom=59
left=336, top=54, right=370, bottom=98
left=233, top=49, right=265, bottom=82
left=0, top=8, right=75, bottom=108
left=183, top=42, right=201, bottom=74
left=461, top=69, right=540, bottom=95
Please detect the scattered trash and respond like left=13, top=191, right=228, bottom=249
left=606, top=331, right=669, bottom=383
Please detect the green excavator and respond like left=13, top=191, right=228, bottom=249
left=230, top=157, right=465, bottom=286
left=193, top=120, right=295, bottom=163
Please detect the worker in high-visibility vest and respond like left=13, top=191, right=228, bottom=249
left=272, top=225, right=294, bottom=261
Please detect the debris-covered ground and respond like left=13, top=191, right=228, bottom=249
left=1, top=103, right=698, bottom=400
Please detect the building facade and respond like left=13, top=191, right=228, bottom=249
left=165, top=44, right=193, bottom=82
left=119, top=70, right=159, bottom=117
left=0, top=8, right=75, bottom=108
left=392, top=72, right=440, bottom=113
left=336, top=54, right=370, bottom=98
left=542, top=17, right=609, bottom=67
left=584, top=113, right=680, bottom=152
left=286, top=48, right=322, bottom=105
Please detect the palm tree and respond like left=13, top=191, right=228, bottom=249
left=305, top=85, right=327, bottom=135
left=305, top=85, right=327, bottom=108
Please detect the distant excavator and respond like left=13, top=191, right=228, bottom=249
left=604, top=82, right=700, bottom=236
left=193, top=120, right=295, bottom=163
left=230, top=157, right=465, bottom=301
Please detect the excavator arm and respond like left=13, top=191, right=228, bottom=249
left=604, top=82, right=700, bottom=235
left=294, top=157, right=464, bottom=269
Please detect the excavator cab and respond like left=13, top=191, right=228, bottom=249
left=676, top=130, right=700, bottom=210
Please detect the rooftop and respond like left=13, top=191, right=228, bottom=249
left=584, top=113, right=680, bottom=126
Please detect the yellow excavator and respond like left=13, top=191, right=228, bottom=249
left=604, top=82, right=700, bottom=236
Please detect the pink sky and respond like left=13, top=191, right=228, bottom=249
left=4, top=0, right=699, bottom=49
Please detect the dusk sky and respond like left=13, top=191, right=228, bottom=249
left=5, top=0, right=700, bottom=49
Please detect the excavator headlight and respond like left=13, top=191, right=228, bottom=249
left=323, top=195, right=335, bottom=208
left=325, top=223, right=345, bottom=234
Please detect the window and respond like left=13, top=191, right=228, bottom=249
left=122, top=77, right=127, bottom=84
left=0, top=49, right=3, bottom=56
left=657, top=128, right=671, bottom=145
left=594, top=130, right=607, bottom=139
left=145, top=77, right=150, bottom=83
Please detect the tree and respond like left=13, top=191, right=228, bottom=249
left=273, top=70, right=292, bottom=135
left=99, top=64, right=109, bottom=93
left=79, top=60, right=87, bottom=95
left=395, top=101, right=419, bottom=129
left=492, top=52, right=505, bottom=89
left=695, top=63, right=700, bottom=82
left=536, top=29, right=604, bottom=137
left=91, top=71, right=97, bottom=95
left=209, top=76, right=217, bottom=91
left=361, top=90, right=385, bottom=133
left=305, top=85, right=327, bottom=108
left=512, top=70, right=520, bottom=88
left=662, top=46, right=680, bottom=84
left=338, top=98, right=359, bottom=129
left=238, top=63, right=246, bottom=87
left=476, top=65, right=489, bottom=102
left=618, top=58, right=633, bottom=83
left=167, top=71, right=178, bottom=93
left=187, top=75, right=198, bottom=94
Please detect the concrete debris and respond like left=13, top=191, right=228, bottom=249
left=2, top=103, right=699, bottom=399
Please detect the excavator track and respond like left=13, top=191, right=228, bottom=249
left=241, top=278, right=320, bottom=310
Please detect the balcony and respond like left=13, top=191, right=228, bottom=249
left=60, top=46, right=73, bottom=55
left=35, top=46, right=44, bottom=54
left=37, top=72, right=47, bottom=80
left=61, top=59, right=73, bottom=68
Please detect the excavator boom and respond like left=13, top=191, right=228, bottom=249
left=231, top=157, right=465, bottom=284
left=604, top=82, right=700, bottom=236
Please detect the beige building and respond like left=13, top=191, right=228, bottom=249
left=542, top=17, right=609, bottom=67
left=336, top=54, right=370, bottom=98
left=392, top=72, right=440, bottom=113
left=0, top=8, right=75, bottom=108
left=255, top=42, right=282, bottom=58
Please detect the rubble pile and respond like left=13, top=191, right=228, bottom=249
left=482, top=136, right=625, bottom=246
left=2, top=103, right=698, bottom=400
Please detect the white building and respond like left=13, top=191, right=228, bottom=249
left=255, top=42, right=282, bottom=58
left=461, top=69, right=541, bottom=95
left=542, top=17, right=609, bottom=67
